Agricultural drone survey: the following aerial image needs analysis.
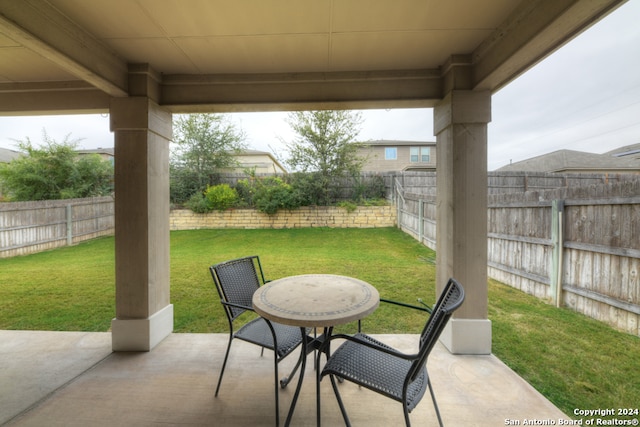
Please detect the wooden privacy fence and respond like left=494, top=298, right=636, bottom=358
left=486, top=171, right=633, bottom=194
left=390, top=170, right=634, bottom=196
left=394, top=178, right=437, bottom=251
left=0, top=196, right=114, bottom=258
left=395, top=175, right=640, bottom=336
left=390, top=170, right=634, bottom=251
left=487, top=181, right=640, bottom=336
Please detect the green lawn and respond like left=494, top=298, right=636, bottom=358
left=1, top=227, right=638, bottom=417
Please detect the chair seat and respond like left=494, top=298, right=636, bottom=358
left=322, top=333, right=428, bottom=411
left=236, top=318, right=305, bottom=359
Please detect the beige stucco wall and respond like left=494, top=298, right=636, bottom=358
left=221, top=153, right=287, bottom=174
left=170, top=206, right=396, bottom=230
left=358, top=145, right=437, bottom=172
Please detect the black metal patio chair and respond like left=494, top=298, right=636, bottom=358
left=210, top=255, right=307, bottom=427
left=317, top=277, right=465, bottom=427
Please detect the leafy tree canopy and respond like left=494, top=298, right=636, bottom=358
left=280, top=110, right=365, bottom=205
left=282, top=110, right=364, bottom=177
left=170, top=114, right=246, bottom=203
left=0, top=130, right=113, bottom=201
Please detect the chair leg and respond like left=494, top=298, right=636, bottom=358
left=403, top=404, right=412, bottom=427
left=329, top=375, right=351, bottom=426
left=215, top=334, right=233, bottom=397
left=316, top=362, right=322, bottom=426
left=427, top=376, right=444, bottom=427
left=273, top=355, right=280, bottom=427
left=280, top=352, right=303, bottom=388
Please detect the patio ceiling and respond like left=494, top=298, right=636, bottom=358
left=0, top=0, right=627, bottom=115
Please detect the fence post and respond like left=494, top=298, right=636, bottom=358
left=66, top=204, right=73, bottom=246
left=395, top=178, right=405, bottom=230
left=550, top=199, right=565, bottom=307
left=418, top=199, right=424, bottom=243
left=396, top=188, right=401, bottom=229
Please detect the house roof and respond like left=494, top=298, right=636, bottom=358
left=361, top=140, right=436, bottom=147
left=235, top=149, right=287, bottom=173
left=76, top=148, right=114, bottom=156
left=495, top=149, right=640, bottom=173
left=605, top=143, right=640, bottom=159
left=241, top=149, right=275, bottom=156
left=0, top=147, right=22, bottom=163
left=0, top=1, right=626, bottom=114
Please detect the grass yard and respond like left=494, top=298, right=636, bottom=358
left=1, top=227, right=638, bottom=417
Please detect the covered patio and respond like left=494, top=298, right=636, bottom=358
left=0, top=1, right=628, bottom=425
left=2, top=331, right=566, bottom=426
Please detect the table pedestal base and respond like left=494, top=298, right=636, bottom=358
left=284, top=327, right=332, bottom=427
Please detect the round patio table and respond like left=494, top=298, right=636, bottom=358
left=253, top=274, right=380, bottom=426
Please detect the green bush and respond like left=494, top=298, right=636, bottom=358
left=185, top=192, right=211, bottom=213
left=180, top=172, right=389, bottom=215
left=356, top=175, right=386, bottom=200
left=253, top=177, right=302, bottom=215
left=235, top=178, right=255, bottom=208
left=170, top=165, right=224, bottom=206
left=289, top=172, right=336, bottom=206
left=337, top=200, right=358, bottom=213
left=362, top=198, right=388, bottom=206
left=204, top=184, right=238, bottom=211
left=170, top=167, right=203, bottom=205
left=0, top=138, right=113, bottom=201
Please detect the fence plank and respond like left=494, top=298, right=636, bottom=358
left=397, top=172, right=640, bottom=336
left=0, top=197, right=114, bottom=258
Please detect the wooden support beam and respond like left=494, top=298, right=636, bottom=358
left=472, top=0, right=626, bottom=92
left=0, top=0, right=128, bottom=96
left=161, top=69, right=442, bottom=113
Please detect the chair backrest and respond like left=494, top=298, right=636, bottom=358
left=209, top=256, right=265, bottom=321
left=407, top=278, right=465, bottom=382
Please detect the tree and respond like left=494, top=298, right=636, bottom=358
left=170, top=114, right=246, bottom=203
left=0, top=130, right=113, bottom=201
left=282, top=110, right=364, bottom=204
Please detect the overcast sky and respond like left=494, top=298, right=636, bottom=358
left=1, top=1, right=639, bottom=171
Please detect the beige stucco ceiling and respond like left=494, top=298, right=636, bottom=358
left=0, top=0, right=627, bottom=114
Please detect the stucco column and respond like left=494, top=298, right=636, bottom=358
left=434, top=90, right=492, bottom=355
left=109, top=97, right=173, bottom=351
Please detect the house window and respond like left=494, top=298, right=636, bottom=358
left=410, top=147, right=430, bottom=162
left=385, top=147, right=397, bottom=160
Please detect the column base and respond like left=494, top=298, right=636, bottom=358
left=440, top=318, right=492, bottom=355
left=111, top=304, right=174, bottom=351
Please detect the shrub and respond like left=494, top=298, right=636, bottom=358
left=204, top=184, right=238, bottom=211
left=0, top=137, right=113, bottom=201
left=180, top=172, right=389, bottom=215
left=170, top=166, right=223, bottom=206
left=253, top=177, right=302, bottom=215
left=289, top=172, right=337, bottom=206
left=235, top=178, right=255, bottom=208
left=353, top=174, right=386, bottom=201
left=185, top=192, right=211, bottom=213
left=362, top=198, right=388, bottom=206
left=170, top=167, right=203, bottom=205
left=337, top=200, right=358, bottom=213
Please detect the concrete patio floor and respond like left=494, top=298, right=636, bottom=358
left=1, top=330, right=570, bottom=426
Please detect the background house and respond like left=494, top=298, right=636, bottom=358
left=0, top=147, right=22, bottom=163
left=225, top=149, right=287, bottom=174
left=76, top=148, right=114, bottom=165
left=0, top=147, right=22, bottom=198
left=606, top=143, right=640, bottom=161
left=495, top=148, right=640, bottom=173
left=357, top=140, right=436, bottom=172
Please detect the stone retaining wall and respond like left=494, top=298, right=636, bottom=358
left=170, top=206, right=396, bottom=230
